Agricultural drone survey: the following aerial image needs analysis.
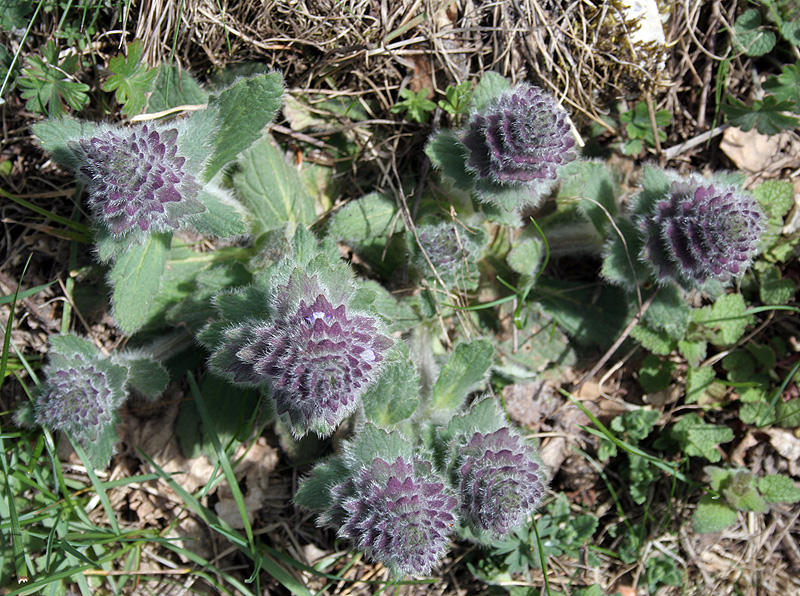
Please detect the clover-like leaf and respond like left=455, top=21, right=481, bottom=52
left=391, top=87, right=436, bottom=123
left=723, top=95, right=799, bottom=136
left=102, top=40, right=158, bottom=116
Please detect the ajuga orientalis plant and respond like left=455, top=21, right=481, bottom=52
left=636, top=175, right=765, bottom=290
left=206, top=228, right=393, bottom=438
left=69, top=123, right=205, bottom=236
left=22, top=65, right=795, bottom=588
left=17, top=335, right=168, bottom=468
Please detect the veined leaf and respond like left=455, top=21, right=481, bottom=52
left=102, top=40, right=157, bottom=116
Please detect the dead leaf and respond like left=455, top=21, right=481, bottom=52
left=764, top=428, right=800, bottom=477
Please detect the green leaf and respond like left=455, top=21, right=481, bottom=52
left=471, top=71, right=510, bottom=110
left=18, top=41, right=90, bottom=117
left=781, top=20, right=800, bottom=47
left=108, top=233, right=171, bottom=334
left=776, top=399, right=800, bottom=428
left=693, top=292, right=752, bottom=347
left=327, top=192, right=403, bottom=241
left=763, top=62, right=800, bottom=106
left=722, top=469, right=768, bottom=512
left=669, top=413, right=733, bottom=462
left=431, top=339, right=494, bottom=415
left=692, top=495, right=738, bottom=533
left=723, top=95, right=799, bottom=136
left=758, top=264, right=796, bottom=305
left=678, top=339, right=707, bottom=368
left=425, top=130, right=472, bottom=190
left=685, top=366, right=718, bottom=404
left=759, top=474, right=800, bottom=503
left=631, top=323, right=677, bottom=355
left=122, top=355, right=169, bottom=400
left=187, top=188, right=248, bottom=237
left=539, top=279, right=631, bottom=348
left=731, top=9, right=777, bottom=56
left=600, top=217, right=651, bottom=291
left=557, top=161, right=619, bottom=234
left=638, top=354, right=675, bottom=393
left=507, top=236, right=544, bottom=277
left=146, top=65, right=208, bottom=113
left=102, top=40, right=157, bottom=116
left=753, top=179, right=795, bottom=219
left=204, top=72, right=284, bottom=181
left=739, top=401, right=775, bottom=426
left=390, top=87, right=436, bottom=123
left=294, top=456, right=350, bottom=511
left=233, top=134, right=316, bottom=235
left=49, top=333, right=99, bottom=360
left=361, top=348, right=419, bottom=426
left=610, top=408, right=660, bottom=443
left=643, top=285, right=691, bottom=340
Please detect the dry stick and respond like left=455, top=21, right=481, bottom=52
left=572, top=286, right=660, bottom=392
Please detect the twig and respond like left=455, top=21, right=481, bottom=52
left=663, top=124, right=730, bottom=161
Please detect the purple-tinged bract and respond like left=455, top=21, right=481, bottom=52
left=325, top=456, right=458, bottom=576
left=456, top=427, right=546, bottom=539
left=461, top=83, right=576, bottom=185
left=72, top=124, right=204, bottom=236
left=34, top=352, right=127, bottom=446
left=639, top=180, right=765, bottom=289
left=218, top=279, right=392, bottom=437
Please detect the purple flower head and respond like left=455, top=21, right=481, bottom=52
left=328, top=456, right=458, bottom=576
left=461, top=83, right=576, bottom=185
left=71, top=124, right=204, bottom=236
left=456, top=427, right=546, bottom=539
left=639, top=179, right=765, bottom=289
left=34, top=351, right=128, bottom=448
left=216, top=275, right=393, bottom=437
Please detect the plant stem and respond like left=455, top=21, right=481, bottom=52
left=572, top=287, right=660, bottom=391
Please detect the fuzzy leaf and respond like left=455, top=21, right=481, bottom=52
left=692, top=495, right=738, bottom=533
left=669, top=413, right=733, bottom=462
left=643, top=285, right=691, bottom=340
left=630, top=324, right=676, bottom=355
left=471, top=71, right=510, bottom=110
left=638, top=354, right=674, bottom=393
left=758, top=264, right=796, bottom=305
left=679, top=339, right=707, bottom=369
left=233, top=134, right=316, bottom=235
left=507, top=236, right=544, bottom=277
left=425, top=130, right=473, bottom=190
left=327, top=192, right=403, bottom=241
left=294, top=456, right=350, bottom=511
left=685, top=366, right=717, bottom=404
left=600, top=217, right=651, bottom=290
left=123, top=355, right=170, bottom=400
left=361, top=348, right=419, bottom=427
left=102, top=40, right=157, bottom=116
left=693, top=293, right=752, bottom=347
left=147, top=65, right=208, bottom=112
left=204, top=72, right=284, bottom=181
left=48, top=334, right=99, bottom=360
left=431, top=339, right=494, bottom=415
left=108, top=232, right=171, bottom=334
left=759, top=475, right=800, bottom=503
left=187, top=189, right=248, bottom=237
left=557, top=160, right=619, bottom=234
